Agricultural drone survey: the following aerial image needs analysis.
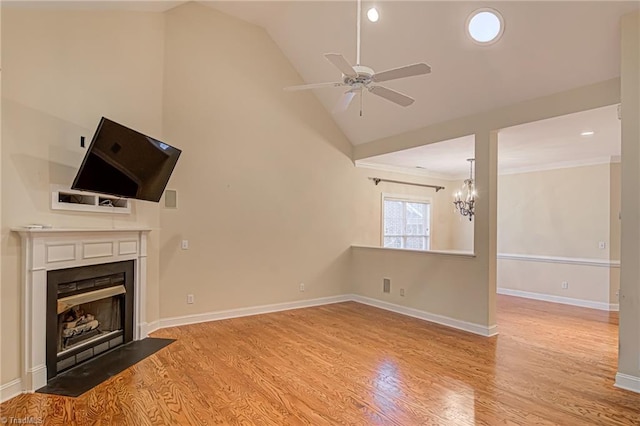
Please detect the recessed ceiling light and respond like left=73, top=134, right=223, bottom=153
left=466, top=8, right=504, bottom=45
left=367, top=7, right=379, bottom=23
left=581, top=131, right=595, bottom=136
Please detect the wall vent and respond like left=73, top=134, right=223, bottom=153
left=383, top=278, right=391, bottom=293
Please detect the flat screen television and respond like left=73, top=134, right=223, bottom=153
left=72, top=117, right=181, bottom=202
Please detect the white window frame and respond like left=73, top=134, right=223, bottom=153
left=381, top=193, right=433, bottom=251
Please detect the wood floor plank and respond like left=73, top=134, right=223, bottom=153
left=2, top=296, right=639, bottom=425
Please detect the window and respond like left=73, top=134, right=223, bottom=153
left=383, top=196, right=431, bottom=250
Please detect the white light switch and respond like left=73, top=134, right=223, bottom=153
left=181, top=240, right=189, bottom=250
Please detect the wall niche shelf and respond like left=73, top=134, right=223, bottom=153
left=51, top=185, right=131, bottom=214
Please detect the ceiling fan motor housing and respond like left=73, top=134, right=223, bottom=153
left=344, top=65, right=375, bottom=86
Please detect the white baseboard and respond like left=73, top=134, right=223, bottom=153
left=0, top=378, right=23, bottom=403
left=351, top=295, right=498, bottom=337
left=158, top=294, right=497, bottom=337
left=158, top=295, right=352, bottom=329
left=615, top=372, right=640, bottom=394
left=25, top=365, right=47, bottom=393
left=497, top=288, right=617, bottom=311
left=140, top=320, right=160, bottom=337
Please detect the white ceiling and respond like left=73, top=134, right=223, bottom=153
left=357, top=104, right=621, bottom=179
left=208, top=1, right=638, bottom=146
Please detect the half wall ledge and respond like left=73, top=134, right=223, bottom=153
left=351, top=245, right=476, bottom=258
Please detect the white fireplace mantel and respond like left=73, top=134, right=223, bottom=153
left=11, top=227, right=151, bottom=392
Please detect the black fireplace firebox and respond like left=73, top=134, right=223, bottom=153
left=46, top=260, right=134, bottom=379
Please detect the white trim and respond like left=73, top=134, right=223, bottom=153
left=11, top=227, right=152, bottom=234
left=381, top=193, right=432, bottom=251
left=497, top=288, right=617, bottom=311
left=140, top=320, right=160, bottom=337
left=498, top=253, right=620, bottom=268
left=355, top=161, right=454, bottom=181
left=50, top=185, right=131, bottom=215
left=615, top=373, right=640, bottom=394
left=12, top=228, right=149, bottom=392
left=351, top=295, right=498, bottom=337
left=158, top=295, right=352, bottom=329
left=352, top=244, right=475, bottom=258
left=157, top=294, right=497, bottom=337
left=0, top=378, right=23, bottom=403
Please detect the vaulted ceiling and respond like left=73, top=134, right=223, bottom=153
left=209, top=1, right=639, bottom=146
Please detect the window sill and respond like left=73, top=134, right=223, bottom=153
left=351, top=245, right=476, bottom=258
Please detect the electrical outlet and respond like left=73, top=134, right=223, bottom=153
left=400, top=288, right=405, bottom=297
left=181, top=240, right=189, bottom=250
left=561, top=281, right=569, bottom=290
left=187, top=294, right=194, bottom=304
left=598, top=241, right=606, bottom=250
left=299, top=283, right=305, bottom=292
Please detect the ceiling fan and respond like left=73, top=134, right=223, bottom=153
left=284, top=0, right=431, bottom=115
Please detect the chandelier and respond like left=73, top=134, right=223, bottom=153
left=453, top=158, right=476, bottom=221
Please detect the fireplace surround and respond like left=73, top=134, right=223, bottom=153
left=12, top=228, right=150, bottom=392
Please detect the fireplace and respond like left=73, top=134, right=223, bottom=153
left=46, top=261, right=134, bottom=379
left=12, top=227, right=150, bottom=392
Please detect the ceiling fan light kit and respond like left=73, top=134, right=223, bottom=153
left=283, top=0, right=431, bottom=115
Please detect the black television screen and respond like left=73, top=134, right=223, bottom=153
left=72, top=117, right=181, bottom=202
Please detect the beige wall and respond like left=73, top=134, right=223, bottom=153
left=498, top=164, right=612, bottom=259
left=1, top=8, right=165, bottom=384
left=350, top=168, right=472, bottom=252
left=497, top=163, right=620, bottom=306
left=351, top=130, right=499, bottom=330
left=0, top=3, right=3, bottom=393
left=159, top=3, right=356, bottom=318
left=158, top=3, right=476, bottom=322
left=618, top=10, right=640, bottom=386
left=609, top=163, right=622, bottom=304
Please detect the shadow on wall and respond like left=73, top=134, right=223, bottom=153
left=4, top=99, right=90, bottom=200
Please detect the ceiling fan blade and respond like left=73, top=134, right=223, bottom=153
left=334, top=91, right=356, bottom=113
left=369, top=86, right=415, bottom=107
left=284, top=82, right=344, bottom=91
left=324, top=53, right=357, bottom=78
left=372, top=63, right=431, bottom=83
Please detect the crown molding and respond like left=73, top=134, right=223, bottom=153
left=357, top=156, right=621, bottom=180
left=355, top=161, right=455, bottom=181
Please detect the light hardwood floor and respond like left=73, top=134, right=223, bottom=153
left=1, top=296, right=639, bottom=425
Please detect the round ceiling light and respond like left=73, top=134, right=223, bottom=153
left=367, top=7, right=379, bottom=23
left=466, top=8, right=504, bottom=45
